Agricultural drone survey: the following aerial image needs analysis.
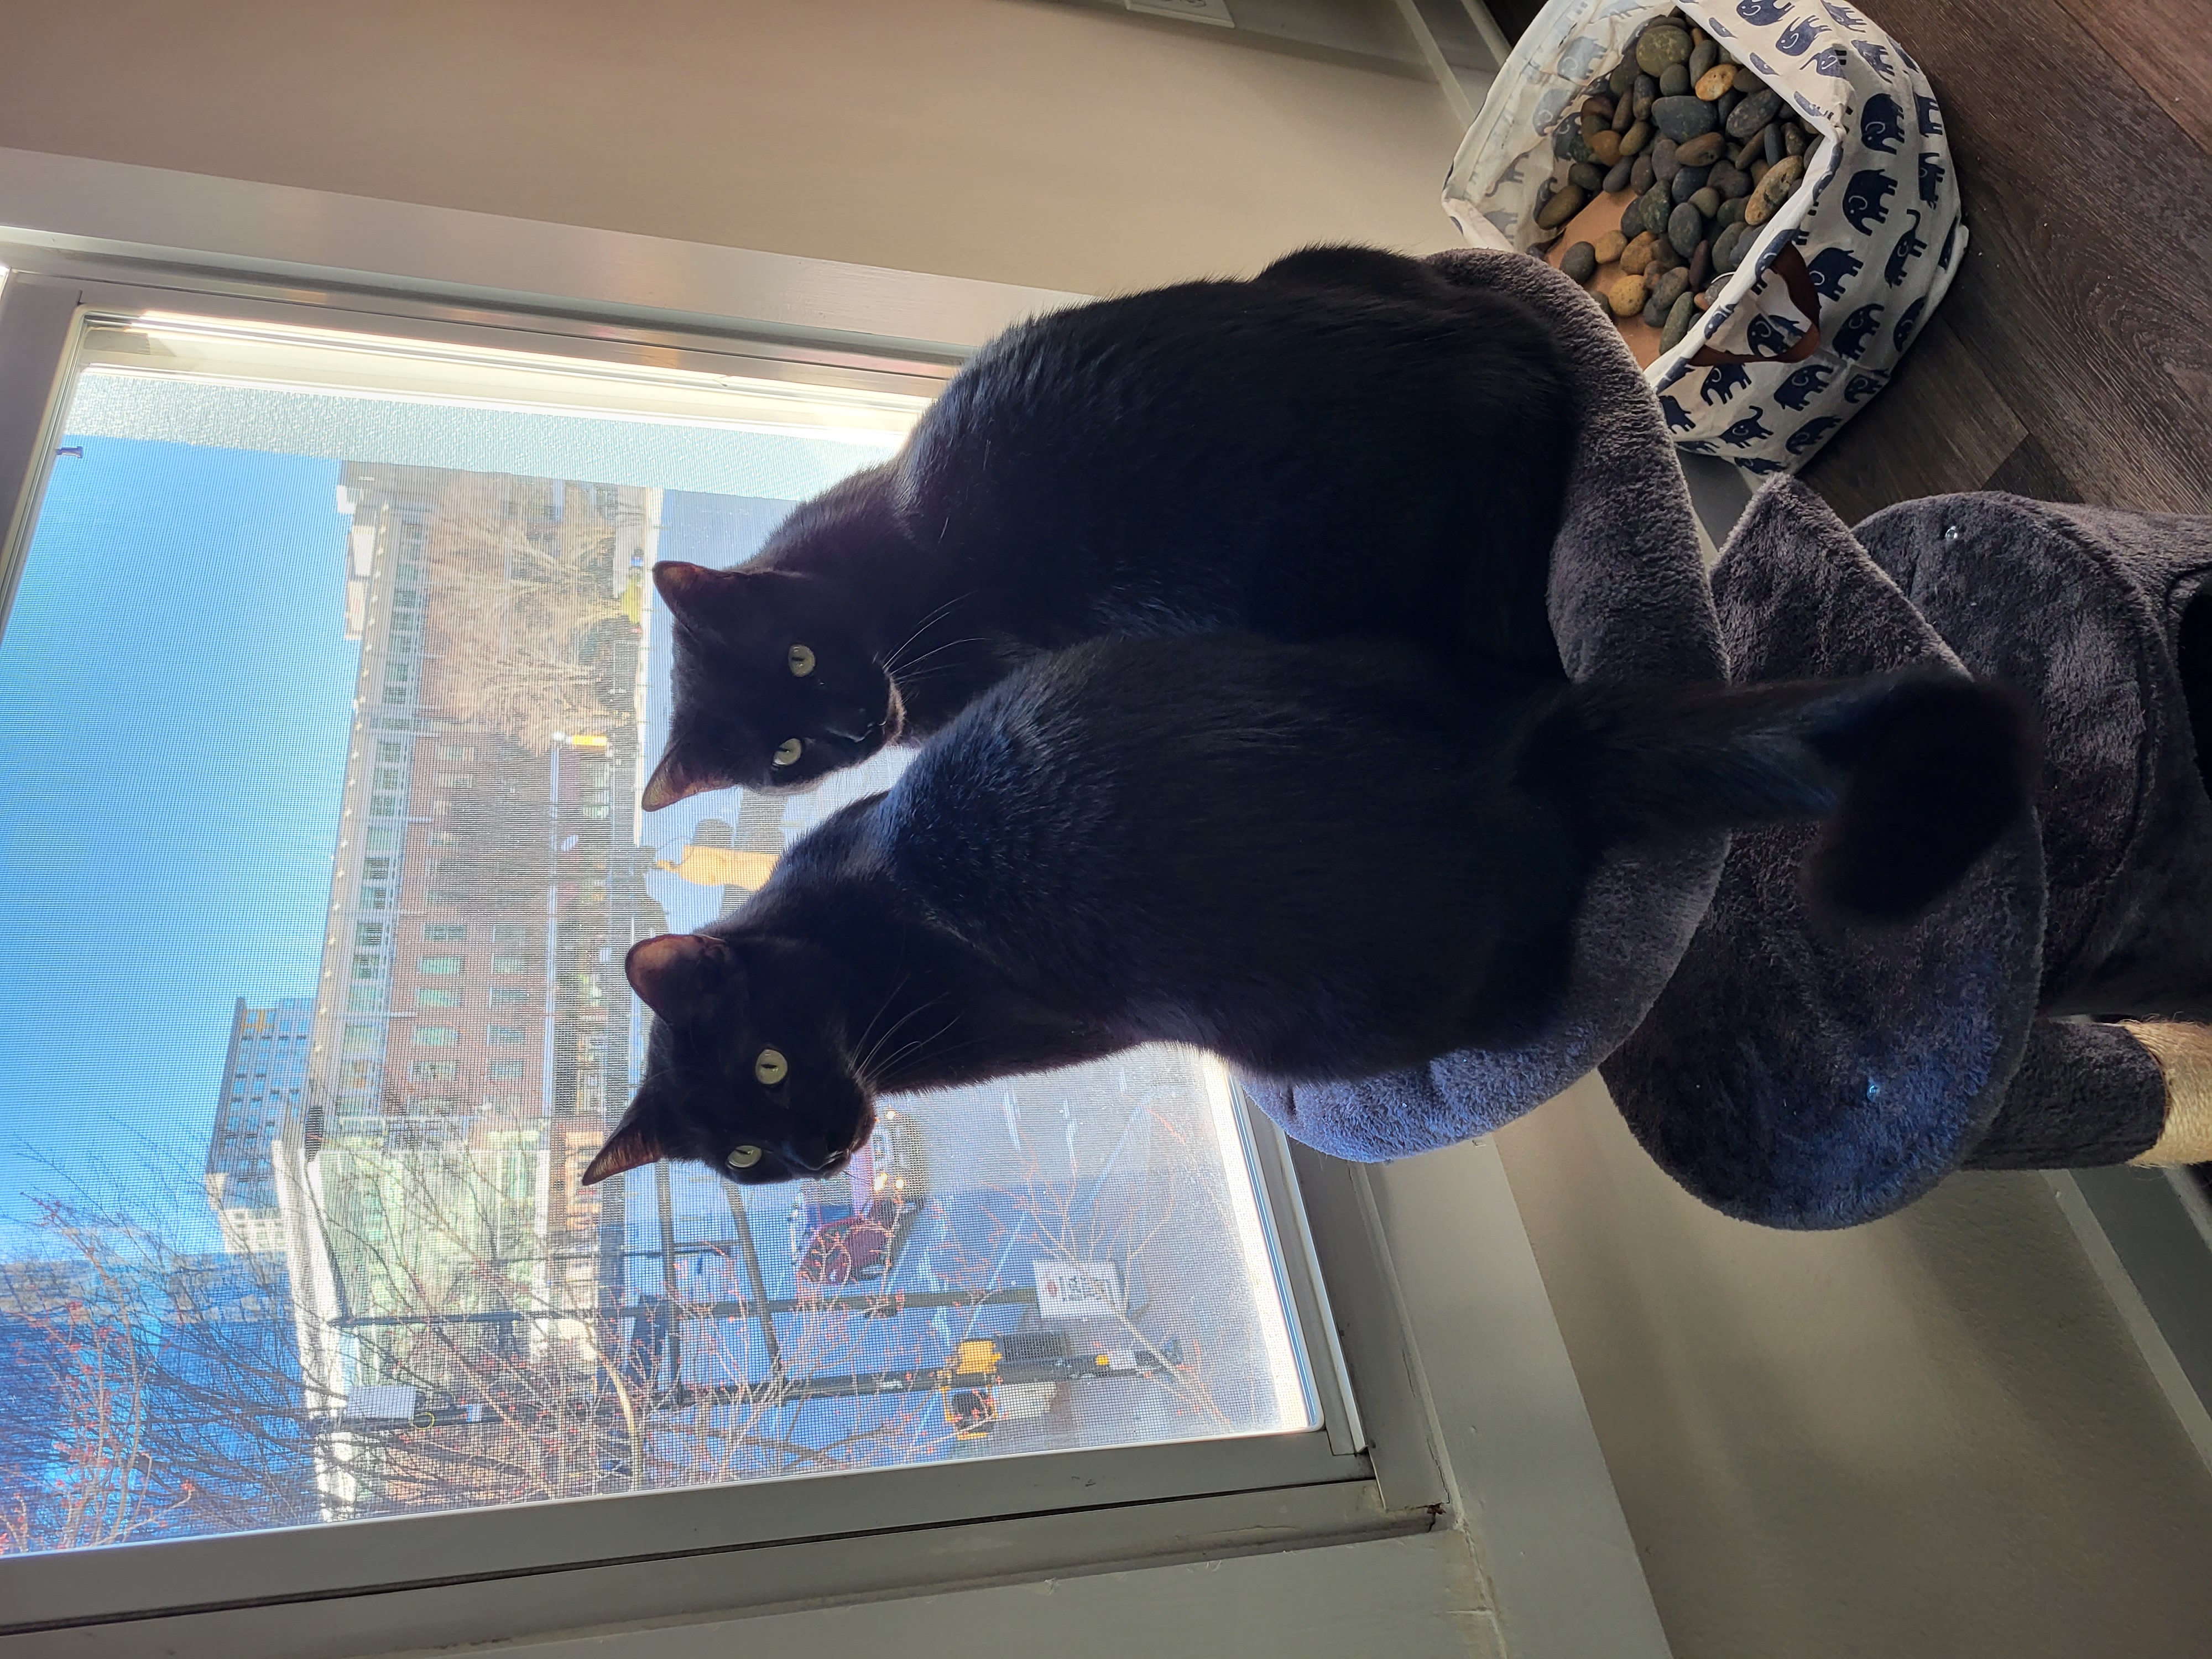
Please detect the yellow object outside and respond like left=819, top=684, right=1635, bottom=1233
left=654, top=846, right=779, bottom=889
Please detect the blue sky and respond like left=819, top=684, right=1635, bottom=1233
left=0, top=437, right=358, bottom=1253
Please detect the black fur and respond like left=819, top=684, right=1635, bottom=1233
left=640, top=246, right=1577, bottom=807
left=587, top=638, right=2033, bottom=1187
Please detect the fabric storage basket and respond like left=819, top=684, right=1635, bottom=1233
left=1444, top=0, right=1964, bottom=476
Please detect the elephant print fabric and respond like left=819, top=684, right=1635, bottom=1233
left=1443, top=0, right=1966, bottom=475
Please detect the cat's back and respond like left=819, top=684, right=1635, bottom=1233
left=915, top=265, right=1559, bottom=459
left=881, top=635, right=1549, bottom=933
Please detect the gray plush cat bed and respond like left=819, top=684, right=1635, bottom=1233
left=1241, top=248, right=2212, bottom=1229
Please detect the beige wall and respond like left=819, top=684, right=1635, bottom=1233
left=0, top=0, right=1465, bottom=296
left=1500, top=1077, right=2212, bottom=1659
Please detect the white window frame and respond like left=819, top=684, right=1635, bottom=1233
left=0, top=146, right=1667, bottom=1659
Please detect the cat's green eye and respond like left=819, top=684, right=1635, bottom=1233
left=787, top=644, right=816, bottom=677
left=726, top=1144, right=764, bottom=1170
left=754, top=1047, right=789, bottom=1086
left=773, top=738, right=802, bottom=767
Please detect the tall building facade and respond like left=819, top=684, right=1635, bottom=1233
left=203, top=997, right=314, bottom=1255
left=276, top=463, right=653, bottom=1517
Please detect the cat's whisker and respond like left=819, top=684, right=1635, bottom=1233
left=884, top=635, right=993, bottom=682
left=862, top=1013, right=963, bottom=1091
left=853, top=993, right=944, bottom=1084
left=879, top=594, right=976, bottom=676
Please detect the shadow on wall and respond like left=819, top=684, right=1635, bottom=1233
left=1495, top=1073, right=2212, bottom=1659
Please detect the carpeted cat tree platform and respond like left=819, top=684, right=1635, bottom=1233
left=1240, top=248, right=2212, bottom=1229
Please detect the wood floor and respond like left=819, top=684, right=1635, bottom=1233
left=1801, top=0, right=2212, bottom=520
left=1490, top=0, right=2212, bottom=523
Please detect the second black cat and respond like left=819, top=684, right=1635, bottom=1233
left=586, top=635, right=2033, bottom=1187
left=640, top=246, right=1577, bottom=807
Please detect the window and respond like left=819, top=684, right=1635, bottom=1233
left=0, top=268, right=1332, bottom=1616
left=422, top=922, right=466, bottom=941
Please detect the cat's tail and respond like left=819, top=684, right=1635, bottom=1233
left=1520, top=671, right=2039, bottom=924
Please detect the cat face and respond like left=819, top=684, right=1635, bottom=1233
left=641, top=561, right=904, bottom=808
left=580, top=931, right=877, bottom=1187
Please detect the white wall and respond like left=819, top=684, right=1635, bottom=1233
left=447, top=1531, right=1504, bottom=1659
left=1499, top=1077, right=2212, bottom=1659
left=0, top=0, right=1468, bottom=297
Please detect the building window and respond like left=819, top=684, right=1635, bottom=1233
left=418, top=955, right=462, bottom=975
left=410, top=1060, right=458, bottom=1083
left=373, top=766, right=403, bottom=790
left=347, top=986, right=384, bottom=1013
left=413, top=1026, right=458, bottom=1047
left=429, top=830, right=460, bottom=847
left=491, top=954, right=528, bottom=974
left=435, top=772, right=473, bottom=789
left=424, top=922, right=467, bottom=942
left=487, top=1058, right=525, bottom=1081
left=340, top=1025, right=378, bottom=1054
left=486, top=1025, right=527, bottom=1046
left=363, top=857, right=393, bottom=881
left=351, top=952, right=382, bottom=981
left=491, top=922, right=531, bottom=943
left=426, top=888, right=466, bottom=905
left=359, top=886, right=389, bottom=909
left=416, top=987, right=461, bottom=1008
left=489, top=985, right=534, bottom=1006
left=354, top=922, right=386, bottom=948
left=370, top=794, right=399, bottom=816
left=437, top=744, right=476, bottom=761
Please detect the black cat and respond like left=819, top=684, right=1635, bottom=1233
left=585, top=635, right=2033, bottom=1187
left=639, top=246, right=1577, bottom=808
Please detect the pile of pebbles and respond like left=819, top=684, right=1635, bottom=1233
left=1534, top=9, right=1824, bottom=352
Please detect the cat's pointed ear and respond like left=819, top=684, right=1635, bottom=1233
left=581, top=1083, right=675, bottom=1186
left=626, top=932, right=738, bottom=1023
left=651, top=561, right=724, bottom=622
left=640, top=738, right=735, bottom=811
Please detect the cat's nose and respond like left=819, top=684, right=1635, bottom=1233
left=820, top=710, right=880, bottom=744
left=785, top=1135, right=838, bottom=1173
